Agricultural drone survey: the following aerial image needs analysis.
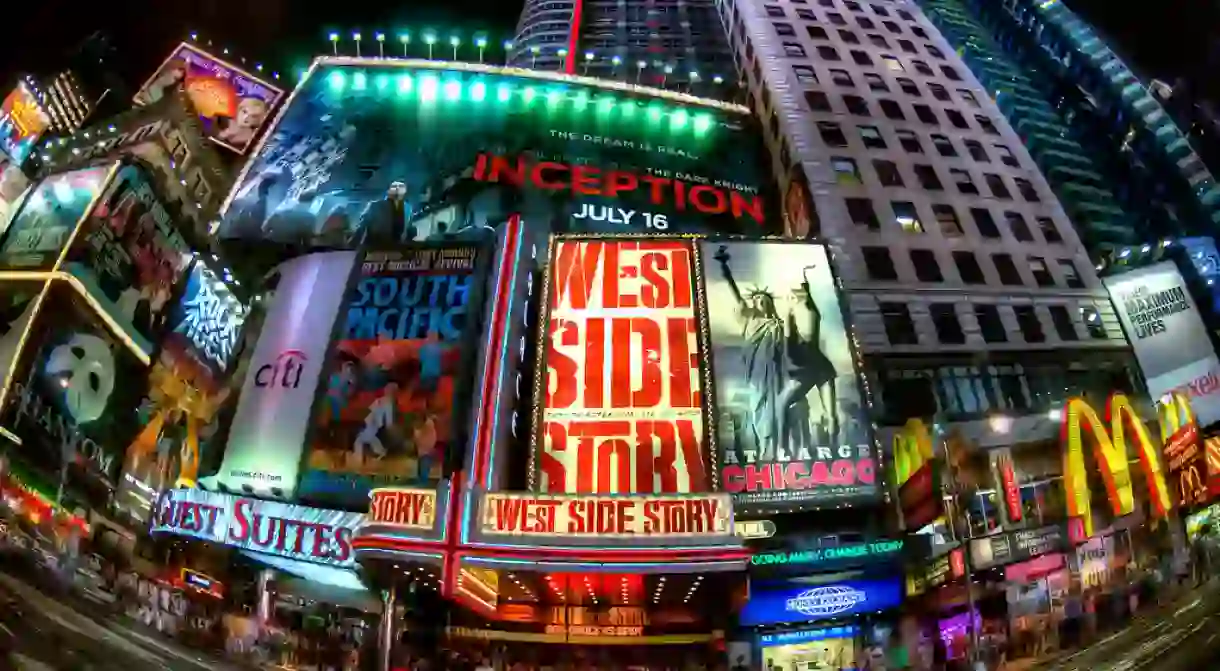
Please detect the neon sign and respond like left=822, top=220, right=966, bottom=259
left=750, top=539, right=903, bottom=568
left=892, top=418, right=940, bottom=530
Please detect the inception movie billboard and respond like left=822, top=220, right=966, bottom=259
left=702, top=241, right=877, bottom=509
left=216, top=61, right=776, bottom=246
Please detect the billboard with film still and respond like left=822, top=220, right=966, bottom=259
left=0, top=166, right=110, bottom=270
left=215, top=61, right=775, bottom=247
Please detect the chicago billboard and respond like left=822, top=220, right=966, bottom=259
left=298, top=244, right=487, bottom=506
left=0, top=166, right=109, bottom=270
left=535, top=239, right=707, bottom=494
left=216, top=62, right=774, bottom=246
left=702, top=241, right=876, bottom=508
left=1105, top=262, right=1220, bottom=427
left=134, top=43, right=284, bottom=154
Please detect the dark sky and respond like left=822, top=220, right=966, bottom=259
left=0, top=0, right=1211, bottom=102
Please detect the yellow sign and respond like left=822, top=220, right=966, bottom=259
left=892, top=418, right=933, bottom=486
left=1061, top=392, right=1180, bottom=537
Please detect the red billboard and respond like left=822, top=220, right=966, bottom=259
left=534, top=239, right=708, bottom=494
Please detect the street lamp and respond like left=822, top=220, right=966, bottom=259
left=611, top=55, right=622, bottom=76
left=450, top=35, right=460, bottom=61
left=662, top=64, right=673, bottom=87
left=582, top=51, right=594, bottom=75
left=424, top=31, right=437, bottom=59
left=689, top=70, right=700, bottom=93
left=476, top=36, right=488, bottom=63
left=399, top=33, right=410, bottom=58
left=558, top=48, right=568, bottom=70
left=375, top=32, right=385, bottom=58
left=353, top=32, right=362, bottom=58
left=636, top=60, right=646, bottom=83
left=531, top=46, right=540, bottom=68
left=329, top=32, right=340, bottom=56
left=712, top=74, right=724, bottom=84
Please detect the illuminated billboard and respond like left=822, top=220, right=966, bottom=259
left=134, top=42, right=284, bottom=154
left=0, top=166, right=109, bottom=270
left=163, top=261, right=248, bottom=380
left=701, top=241, right=876, bottom=508
left=298, top=244, right=488, bottom=507
left=216, top=61, right=775, bottom=245
left=535, top=238, right=707, bottom=494
left=0, top=84, right=50, bottom=165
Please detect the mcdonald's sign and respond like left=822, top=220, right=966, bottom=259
left=1159, top=393, right=1207, bottom=508
left=892, top=419, right=941, bottom=531
left=1060, top=392, right=1184, bottom=537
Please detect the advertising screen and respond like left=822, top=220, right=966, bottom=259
left=537, top=239, right=706, bottom=494
left=0, top=84, right=50, bottom=165
left=134, top=43, right=284, bottom=154
left=739, top=579, right=903, bottom=626
left=701, top=241, right=876, bottom=508
left=164, top=261, right=247, bottom=379
left=216, top=62, right=774, bottom=246
left=298, top=245, right=486, bottom=506
left=0, top=166, right=109, bottom=270
left=62, top=162, right=192, bottom=348
left=1105, top=262, right=1220, bottom=427
left=0, top=155, right=31, bottom=232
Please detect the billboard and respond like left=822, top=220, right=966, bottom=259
left=479, top=492, right=731, bottom=538
left=163, top=261, right=248, bottom=379
left=0, top=84, right=50, bottom=165
left=62, top=162, right=192, bottom=348
left=702, top=241, right=876, bottom=508
left=216, top=62, right=774, bottom=246
left=536, top=239, right=707, bottom=494
left=298, top=245, right=487, bottom=506
left=892, top=419, right=941, bottom=530
left=739, top=579, right=903, bottom=626
left=217, top=251, right=358, bottom=498
left=0, top=155, right=31, bottom=232
left=0, top=166, right=109, bottom=270
left=1105, top=262, right=1220, bottom=427
left=134, top=43, right=284, bottom=154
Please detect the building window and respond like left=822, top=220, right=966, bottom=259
left=843, top=95, right=871, bottom=115
left=1049, top=306, right=1078, bottom=341
left=945, top=109, right=969, bottom=129
left=898, top=39, right=917, bottom=54
left=914, top=164, right=943, bottom=190
left=797, top=8, right=818, bottom=20
left=993, top=254, right=1023, bottom=285
left=896, top=77, right=921, bottom=96
left=765, top=5, right=786, bottom=17
left=930, top=304, right=966, bottom=344
left=928, top=82, right=950, bottom=101
left=775, top=22, right=797, bottom=36
left=897, top=9, right=915, bottom=20
left=1014, top=306, right=1045, bottom=343
left=847, top=197, right=881, bottom=228
left=975, top=305, right=1007, bottom=343
left=884, top=19, right=902, bottom=33
left=964, top=139, right=988, bottom=162
left=881, top=303, right=920, bottom=344
left=881, top=55, right=905, bottom=72
left=958, top=89, right=979, bottom=106
left=911, top=26, right=928, bottom=38
left=879, top=98, right=905, bottom=119
left=970, top=208, right=1000, bottom=238
left=1081, top=307, right=1107, bottom=339
left=828, top=12, right=847, bottom=25
left=793, top=65, right=818, bottom=83
left=895, top=128, right=922, bottom=152
left=819, top=121, right=849, bottom=146
left=808, top=25, right=829, bottom=39
left=858, top=125, right=887, bottom=148
left=994, top=144, right=1019, bottom=167
left=1004, top=212, right=1033, bottom=241
left=1038, top=217, right=1063, bottom=243
left=832, top=157, right=862, bottom=184
left=818, top=45, right=842, bottom=60
left=1058, top=259, right=1084, bottom=288
left=868, top=34, right=889, bottom=48
left=806, top=90, right=833, bottom=111
left=858, top=16, right=875, bottom=29
left=933, top=204, right=965, bottom=237
left=954, top=251, right=986, bottom=284
left=930, top=134, right=956, bottom=157
left=976, top=115, right=999, bottom=134
left=940, top=65, right=962, bottom=80
left=874, top=159, right=905, bottom=186
left=1027, top=257, right=1054, bottom=287
left=926, top=44, right=945, bottom=59
left=839, top=29, right=860, bottom=44
left=893, top=201, right=924, bottom=232
left=911, top=249, right=944, bottom=281
left=845, top=0, right=863, bottom=11
left=830, top=69, right=855, bottom=86
left=851, top=50, right=873, bottom=65
left=984, top=174, right=1011, bottom=199
left=871, top=4, right=889, bottom=16
left=912, top=60, right=934, bottom=75
left=950, top=168, right=977, bottom=195
left=864, top=72, right=889, bottom=91
left=863, top=246, right=899, bottom=280
left=1014, top=178, right=1040, bottom=202
left=784, top=42, right=809, bottom=58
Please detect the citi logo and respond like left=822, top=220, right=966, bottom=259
left=254, top=350, right=308, bottom=389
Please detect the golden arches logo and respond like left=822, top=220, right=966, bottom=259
left=1061, top=393, right=1175, bottom=538
left=1158, top=391, right=1196, bottom=444
left=892, top=418, right=934, bottom=487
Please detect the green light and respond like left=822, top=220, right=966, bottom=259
left=352, top=71, right=367, bottom=90
left=620, top=101, right=636, bottom=118
left=497, top=84, right=512, bottom=102
left=670, top=109, right=688, bottom=129
left=398, top=74, right=414, bottom=93
left=471, top=81, right=487, bottom=101
left=546, top=89, right=563, bottom=107
left=647, top=104, right=663, bottom=122
left=572, top=91, right=589, bottom=109
left=327, top=71, right=346, bottom=90
left=420, top=75, right=439, bottom=101
left=374, top=74, right=390, bottom=91
left=297, top=69, right=310, bottom=81
left=693, top=113, right=713, bottom=133
left=443, top=80, right=462, bottom=100
left=596, top=96, right=614, bottom=113
left=523, top=87, right=536, bottom=103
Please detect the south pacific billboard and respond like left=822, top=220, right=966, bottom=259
left=216, top=61, right=776, bottom=246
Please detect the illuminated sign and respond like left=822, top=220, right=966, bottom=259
left=0, top=85, right=50, bottom=164
left=1160, top=392, right=1206, bottom=508
left=150, top=488, right=361, bottom=568
left=996, top=452, right=1022, bottom=523
left=1060, top=392, right=1174, bottom=537
left=366, top=488, right=437, bottom=530
left=892, top=419, right=940, bottom=530
left=969, top=525, right=1066, bottom=570
left=170, top=262, right=247, bottom=375
left=536, top=239, right=706, bottom=494
left=480, top=493, right=731, bottom=538
left=750, top=540, right=903, bottom=569
left=740, top=579, right=902, bottom=626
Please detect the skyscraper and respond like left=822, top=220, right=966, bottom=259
left=507, top=0, right=736, bottom=97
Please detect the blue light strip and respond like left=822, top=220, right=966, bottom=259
left=484, top=225, right=524, bottom=491
left=759, top=626, right=860, bottom=648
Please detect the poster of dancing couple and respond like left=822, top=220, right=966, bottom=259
left=703, top=241, right=878, bottom=507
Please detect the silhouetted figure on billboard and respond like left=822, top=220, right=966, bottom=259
left=354, top=382, right=399, bottom=462
left=360, top=181, right=414, bottom=244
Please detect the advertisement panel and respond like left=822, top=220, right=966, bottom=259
left=702, top=241, right=875, bottom=507
left=969, top=525, right=1067, bottom=571
left=537, top=239, right=706, bottom=494
left=0, top=284, right=147, bottom=489
left=749, top=539, right=903, bottom=573
left=298, top=245, right=486, bottom=505
left=163, top=261, right=248, bottom=379
left=739, top=579, right=903, bottom=626
left=0, top=166, right=109, bottom=270
left=479, top=492, right=731, bottom=539
left=365, top=488, right=438, bottom=530
left=217, top=251, right=358, bottom=498
left=1105, top=262, right=1220, bottom=427
left=134, top=43, right=284, bottom=154
left=62, top=162, right=192, bottom=347
left=1160, top=393, right=1206, bottom=508
left=892, top=419, right=941, bottom=530
left=0, top=84, right=50, bottom=165
left=150, top=488, right=361, bottom=568
left=0, top=155, right=31, bottom=232
left=217, top=62, right=773, bottom=246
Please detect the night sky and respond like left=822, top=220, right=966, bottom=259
left=0, top=1, right=1210, bottom=106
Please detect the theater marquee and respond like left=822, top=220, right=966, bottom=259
left=479, top=493, right=733, bottom=540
